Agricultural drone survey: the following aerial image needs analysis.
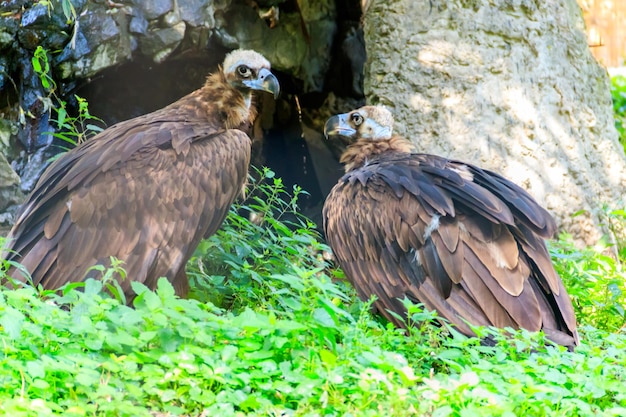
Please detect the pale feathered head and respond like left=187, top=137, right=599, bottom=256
left=324, top=105, right=394, bottom=140
left=222, top=49, right=280, bottom=98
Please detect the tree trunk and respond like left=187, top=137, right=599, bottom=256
left=363, top=0, right=626, bottom=246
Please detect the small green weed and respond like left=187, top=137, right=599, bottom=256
left=31, top=46, right=103, bottom=151
left=551, top=208, right=626, bottom=332
left=188, top=166, right=350, bottom=315
left=551, top=235, right=626, bottom=332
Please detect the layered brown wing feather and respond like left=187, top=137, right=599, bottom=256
left=5, top=112, right=250, bottom=298
left=323, top=152, right=578, bottom=347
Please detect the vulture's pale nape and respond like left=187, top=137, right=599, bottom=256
left=1, top=49, right=279, bottom=302
left=322, top=105, right=579, bottom=349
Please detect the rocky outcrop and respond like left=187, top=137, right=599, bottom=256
left=363, top=0, right=626, bottom=245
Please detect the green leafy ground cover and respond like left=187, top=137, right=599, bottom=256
left=1, top=168, right=625, bottom=416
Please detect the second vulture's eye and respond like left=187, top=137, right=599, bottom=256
left=351, top=113, right=364, bottom=126
left=237, top=65, right=252, bottom=77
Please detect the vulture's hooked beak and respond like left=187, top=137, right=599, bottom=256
left=243, top=68, right=280, bottom=99
left=324, top=114, right=357, bottom=139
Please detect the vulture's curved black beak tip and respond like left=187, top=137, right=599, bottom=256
left=244, top=68, right=280, bottom=99
left=324, top=114, right=357, bottom=139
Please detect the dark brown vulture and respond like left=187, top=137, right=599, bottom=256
left=2, top=49, right=279, bottom=301
left=322, top=105, right=579, bottom=349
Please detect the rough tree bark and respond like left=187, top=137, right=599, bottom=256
left=363, top=0, right=626, bottom=246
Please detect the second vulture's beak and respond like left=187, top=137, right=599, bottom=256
left=243, top=68, right=280, bottom=99
left=324, top=114, right=357, bottom=139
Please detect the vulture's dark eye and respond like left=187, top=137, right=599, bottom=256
left=237, top=65, right=252, bottom=77
left=351, top=113, right=364, bottom=126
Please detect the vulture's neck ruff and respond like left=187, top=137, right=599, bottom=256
left=340, top=136, right=415, bottom=172
left=193, top=49, right=279, bottom=131
left=197, top=71, right=257, bottom=131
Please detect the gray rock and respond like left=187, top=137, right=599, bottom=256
left=18, top=2, right=70, bottom=50
left=130, top=15, right=149, bottom=35
left=20, top=3, right=51, bottom=27
left=0, top=16, right=18, bottom=49
left=178, top=0, right=215, bottom=27
left=139, top=22, right=186, bottom=63
left=18, top=147, right=51, bottom=193
left=0, top=58, right=8, bottom=91
left=133, top=0, right=174, bottom=20
left=0, top=153, right=19, bottom=189
left=81, top=10, right=121, bottom=48
left=58, top=8, right=133, bottom=79
left=0, top=119, right=18, bottom=157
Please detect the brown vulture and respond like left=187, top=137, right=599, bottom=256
left=2, top=49, right=279, bottom=301
left=322, top=105, right=579, bottom=349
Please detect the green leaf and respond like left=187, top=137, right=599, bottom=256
left=0, top=306, right=24, bottom=339
left=30, top=379, right=50, bottom=390
left=26, top=361, right=45, bottom=379
left=83, top=278, right=103, bottom=295
left=31, top=56, right=42, bottom=73
left=221, top=345, right=239, bottom=362
left=75, top=369, right=100, bottom=386
left=85, top=124, right=104, bottom=133
left=156, top=277, right=176, bottom=300
left=84, top=337, right=103, bottom=351
left=56, top=107, right=67, bottom=127
left=270, top=274, right=305, bottom=291
left=432, top=406, right=453, bottom=417
left=319, top=349, right=337, bottom=366
left=139, top=331, right=158, bottom=343
left=61, top=0, right=73, bottom=21
left=161, top=389, right=177, bottom=402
